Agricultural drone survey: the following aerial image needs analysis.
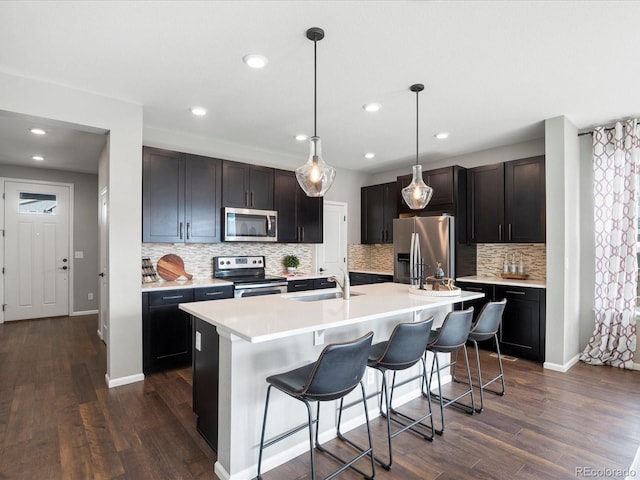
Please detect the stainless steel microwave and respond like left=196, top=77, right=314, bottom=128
left=223, top=207, right=277, bottom=242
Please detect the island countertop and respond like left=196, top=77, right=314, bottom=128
left=179, top=282, right=483, bottom=344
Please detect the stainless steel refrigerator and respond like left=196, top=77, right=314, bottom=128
left=393, top=216, right=455, bottom=285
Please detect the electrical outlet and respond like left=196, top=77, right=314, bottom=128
left=367, top=368, right=376, bottom=385
left=88, top=292, right=94, bottom=300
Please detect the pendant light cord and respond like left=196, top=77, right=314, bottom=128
left=313, top=36, right=317, bottom=137
left=415, top=88, right=419, bottom=166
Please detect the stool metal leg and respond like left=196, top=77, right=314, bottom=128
left=257, top=385, right=273, bottom=480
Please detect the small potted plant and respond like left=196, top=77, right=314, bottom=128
left=283, top=255, right=300, bottom=274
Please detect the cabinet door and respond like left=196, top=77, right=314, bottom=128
left=382, top=182, right=397, bottom=243
left=314, top=277, right=336, bottom=289
left=495, top=286, right=542, bottom=362
left=194, top=285, right=233, bottom=301
left=349, top=272, right=372, bottom=286
left=142, top=147, right=186, bottom=243
left=468, top=163, right=505, bottom=243
left=249, top=165, right=274, bottom=210
left=505, top=156, right=545, bottom=243
left=297, top=188, right=323, bottom=243
left=143, top=289, right=194, bottom=374
left=185, top=155, right=222, bottom=243
left=222, top=161, right=249, bottom=208
left=425, top=167, right=454, bottom=206
left=274, top=170, right=298, bottom=242
left=361, top=184, right=385, bottom=244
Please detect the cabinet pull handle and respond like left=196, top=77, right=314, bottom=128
left=508, top=223, right=512, bottom=241
left=186, top=222, right=190, bottom=239
left=244, top=191, right=249, bottom=206
left=498, top=224, right=502, bottom=241
left=179, top=222, right=183, bottom=239
left=505, top=290, right=525, bottom=295
left=204, top=291, right=224, bottom=296
left=162, top=295, right=184, bottom=300
left=381, top=230, right=385, bottom=242
left=250, top=191, right=254, bottom=207
left=466, top=286, right=483, bottom=292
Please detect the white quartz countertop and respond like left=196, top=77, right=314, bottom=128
left=456, top=275, right=546, bottom=289
left=142, top=278, right=233, bottom=292
left=179, top=282, right=484, bottom=344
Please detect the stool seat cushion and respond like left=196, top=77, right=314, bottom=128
left=267, top=363, right=315, bottom=397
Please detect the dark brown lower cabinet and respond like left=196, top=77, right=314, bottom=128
left=455, top=281, right=546, bottom=362
left=142, top=285, right=233, bottom=375
left=349, top=272, right=393, bottom=286
left=287, top=277, right=337, bottom=293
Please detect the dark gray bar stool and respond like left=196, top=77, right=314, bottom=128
left=366, top=316, right=434, bottom=470
left=424, top=307, right=475, bottom=435
left=257, top=331, right=375, bottom=480
left=453, top=299, right=507, bottom=412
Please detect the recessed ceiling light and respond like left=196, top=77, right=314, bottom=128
left=364, top=153, right=375, bottom=159
left=243, top=54, right=268, bottom=69
left=190, top=106, right=208, bottom=116
left=32, top=155, right=44, bottom=161
left=295, top=134, right=308, bottom=141
left=363, top=103, right=381, bottom=113
left=29, top=128, right=47, bottom=135
left=435, top=132, right=449, bottom=140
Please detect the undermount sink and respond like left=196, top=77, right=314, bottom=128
left=288, top=291, right=364, bottom=302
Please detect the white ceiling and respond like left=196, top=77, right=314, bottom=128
left=0, top=1, right=639, bottom=175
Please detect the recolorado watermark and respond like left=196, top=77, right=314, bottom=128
left=576, top=466, right=637, bottom=478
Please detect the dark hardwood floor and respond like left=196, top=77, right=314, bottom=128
left=1, top=314, right=639, bottom=479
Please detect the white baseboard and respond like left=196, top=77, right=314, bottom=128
left=71, top=309, right=99, bottom=316
left=105, top=372, right=144, bottom=388
left=633, top=362, right=640, bottom=371
left=543, top=354, right=580, bottom=372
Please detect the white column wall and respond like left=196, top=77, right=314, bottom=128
left=0, top=72, right=143, bottom=385
left=544, top=116, right=581, bottom=369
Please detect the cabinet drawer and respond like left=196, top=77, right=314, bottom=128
left=314, top=278, right=336, bottom=290
left=148, top=289, right=194, bottom=307
left=373, top=274, right=393, bottom=283
left=194, top=285, right=233, bottom=301
left=287, top=280, right=315, bottom=292
left=495, top=285, right=540, bottom=302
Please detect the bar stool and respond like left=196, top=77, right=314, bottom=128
left=257, top=331, right=375, bottom=480
left=453, top=299, right=507, bottom=412
left=424, top=307, right=475, bottom=435
left=365, top=316, right=434, bottom=470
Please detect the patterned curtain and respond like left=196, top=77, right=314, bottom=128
left=581, top=120, right=639, bottom=369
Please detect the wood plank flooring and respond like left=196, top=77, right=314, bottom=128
left=1, top=314, right=639, bottom=479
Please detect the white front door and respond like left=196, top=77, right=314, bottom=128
left=4, top=180, right=70, bottom=321
left=315, top=201, right=348, bottom=278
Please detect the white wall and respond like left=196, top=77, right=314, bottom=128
left=544, top=116, right=581, bottom=368
left=0, top=72, right=143, bottom=386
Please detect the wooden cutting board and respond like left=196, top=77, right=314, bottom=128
left=157, top=254, right=193, bottom=281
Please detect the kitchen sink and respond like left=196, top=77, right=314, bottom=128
left=287, top=291, right=364, bottom=302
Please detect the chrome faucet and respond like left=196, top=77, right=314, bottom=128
left=328, top=270, right=350, bottom=300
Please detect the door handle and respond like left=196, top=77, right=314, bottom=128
left=61, top=266, right=68, bottom=270
left=319, top=267, right=326, bottom=272
left=98, top=272, right=105, bottom=277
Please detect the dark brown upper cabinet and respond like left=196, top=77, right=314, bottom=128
left=467, top=156, right=545, bottom=243
left=142, top=147, right=222, bottom=243
left=274, top=169, right=323, bottom=243
left=361, top=182, right=397, bottom=244
left=222, top=160, right=274, bottom=210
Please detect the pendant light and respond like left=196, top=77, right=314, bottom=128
left=296, top=27, right=336, bottom=197
left=401, top=83, right=433, bottom=209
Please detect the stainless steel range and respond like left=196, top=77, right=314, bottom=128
left=213, top=256, right=288, bottom=298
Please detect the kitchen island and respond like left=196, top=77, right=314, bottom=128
left=180, top=282, right=483, bottom=480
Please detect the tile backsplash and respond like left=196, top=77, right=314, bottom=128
left=348, top=244, right=394, bottom=273
left=476, top=243, right=546, bottom=280
left=142, top=243, right=314, bottom=280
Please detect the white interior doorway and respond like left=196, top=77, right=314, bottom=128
left=3, top=179, right=72, bottom=321
left=315, top=201, right=348, bottom=278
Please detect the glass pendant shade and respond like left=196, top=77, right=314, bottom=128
left=401, top=164, right=433, bottom=209
left=296, top=136, right=336, bottom=197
